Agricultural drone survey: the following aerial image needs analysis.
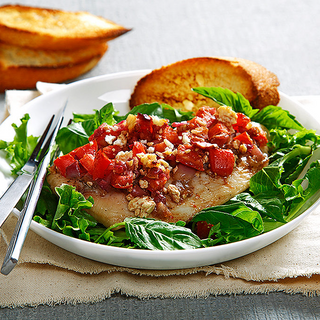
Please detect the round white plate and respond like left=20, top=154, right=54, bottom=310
left=1, top=70, right=320, bottom=270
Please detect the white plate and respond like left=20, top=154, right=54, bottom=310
left=1, top=70, right=320, bottom=270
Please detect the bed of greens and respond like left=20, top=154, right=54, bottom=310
left=1, top=87, right=320, bottom=251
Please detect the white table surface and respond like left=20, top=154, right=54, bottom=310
left=1, top=0, right=320, bottom=319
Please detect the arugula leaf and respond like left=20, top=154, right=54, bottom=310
left=0, top=114, right=38, bottom=174
left=125, top=218, right=204, bottom=250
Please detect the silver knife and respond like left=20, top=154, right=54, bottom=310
left=1, top=102, right=66, bottom=275
left=0, top=115, right=54, bottom=228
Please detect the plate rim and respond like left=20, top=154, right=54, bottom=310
left=2, top=69, right=320, bottom=269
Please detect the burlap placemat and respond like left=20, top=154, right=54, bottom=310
left=0, top=87, right=320, bottom=308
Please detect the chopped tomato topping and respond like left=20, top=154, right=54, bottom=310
left=132, top=141, right=146, bottom=157
left=209, top=148, right=234, bottom=176
left=111, top=171, right=134, bottom=189
left=54, top=154, right=77, bottom=177
left=233, top=132, right=253, bottom=145
left=196, top=221, right=214, bottom=239
left=233, top=113, right=251, bottom=133
left=92, top=151, right=112, bottom=180
left=163, top=126, right=180, bottom=145
left=79, top=153, right=95, bottom=175
left=208, top=122, right=231, bottom=147
left=102, top=145, right=122, bottom=159
left=176, top=145, right=205, bottom=171
left=65, top=161, right=81, bottom=179
left=248, top=127, right=268, bottom=147
left=195, top=106, right=217, bottom=127
left=70, top=140, right=97, bottom=160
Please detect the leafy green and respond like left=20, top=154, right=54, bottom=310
left=0, top=114, right=39, bottom=174
left=124, top=218, right=204, bottom=250
left=7, top=86, right=318, bottom=250
left=55, top=102, right=194, bottom=155
left=192, top=87, right=304, bottom=130
left=114, top=102, right=194, bottom=123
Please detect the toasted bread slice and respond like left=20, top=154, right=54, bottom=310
left=0, top=4, right=130, bottom=50
left=0, top=41, right=108, bottom=68
left=0, top=54, right=103, bottom=92
left=129, top=57, right=280, bottom=111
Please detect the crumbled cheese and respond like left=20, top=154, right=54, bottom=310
left=147, top=146, right=155, bottom=153
left=126, top=114, right=137, bottom=132
left=128, top=196, right=156, bottom=218
left=217, top=106, right=237, bottom=125
left=182, top=132, right=190, bottom=144
left=137, top=153, right=157, bottom=168
left=151, top=116, right=168, bottom=127
left=104, top=134, right=116, bottom=144
left=139, top=179, right=149, bottom=189
left=115, top=150, right=133, bottom=161
left=167, top=184, right=181, bottom=203
left=113, top=133, right=127, bottom=147
left=164, top=139, right=174, bottom=150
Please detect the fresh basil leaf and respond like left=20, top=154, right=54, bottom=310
left=251, top=105, right=304, bottom=130
left=114, top=103, right=194, bottom=123
left=125, top=217, right=204, bottom=250
left=192, top=203, right=264, bottom=245
left=192, top=87, right=259, bottom=118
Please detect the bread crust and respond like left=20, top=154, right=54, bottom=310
left=0, top=41, right=108, bottom=68
left=0, top=4, right=130, bottom=50
left=0, top=54, right=103, bottom=92
left=129, top=57, right=280, bottom=111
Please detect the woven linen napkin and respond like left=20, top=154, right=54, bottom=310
left=0, top=86, right=320, bottom=308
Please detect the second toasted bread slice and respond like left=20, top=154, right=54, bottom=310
left=0, top=53, right=104, bottom=92
left=0, top=4, right=130, bottom=50
left=129, top=57, right=280, bottom=111
left=0, top=41, right=108, bottom=68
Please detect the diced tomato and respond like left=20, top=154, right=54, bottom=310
left=209, top=148, right=235, bottom=176
left=195, top=106, right=217, bottom=127
left=208, top=122, right=231, bottom=147
left=54, top=154, right=77, bottom=177
left=65, top=161, right=81, bottom=179
left=196, top=221, right=214, bottom=239
left=70, top=140, right=98, bottom=160
left=162, top=126, right=180, bottom=145
left=134, top=113, right=154, bottom=139
left=92, top=151, right=112, bottom=180
left=176, top=145, right=205, bottom=171
left=79, top=153, right=95, bottom=175
left=102, top=145, right=122, bottom=159
left=154, top=141, right=167, bottom=153
left=132, top=141, right=146, bottom=157
left=111, top=171, right=134, bottom=189
left=249, top=128, right=268, bottom=147
left=233, top=113, right=251, bottom=133
left=233, top=132, right=253, bottom=145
